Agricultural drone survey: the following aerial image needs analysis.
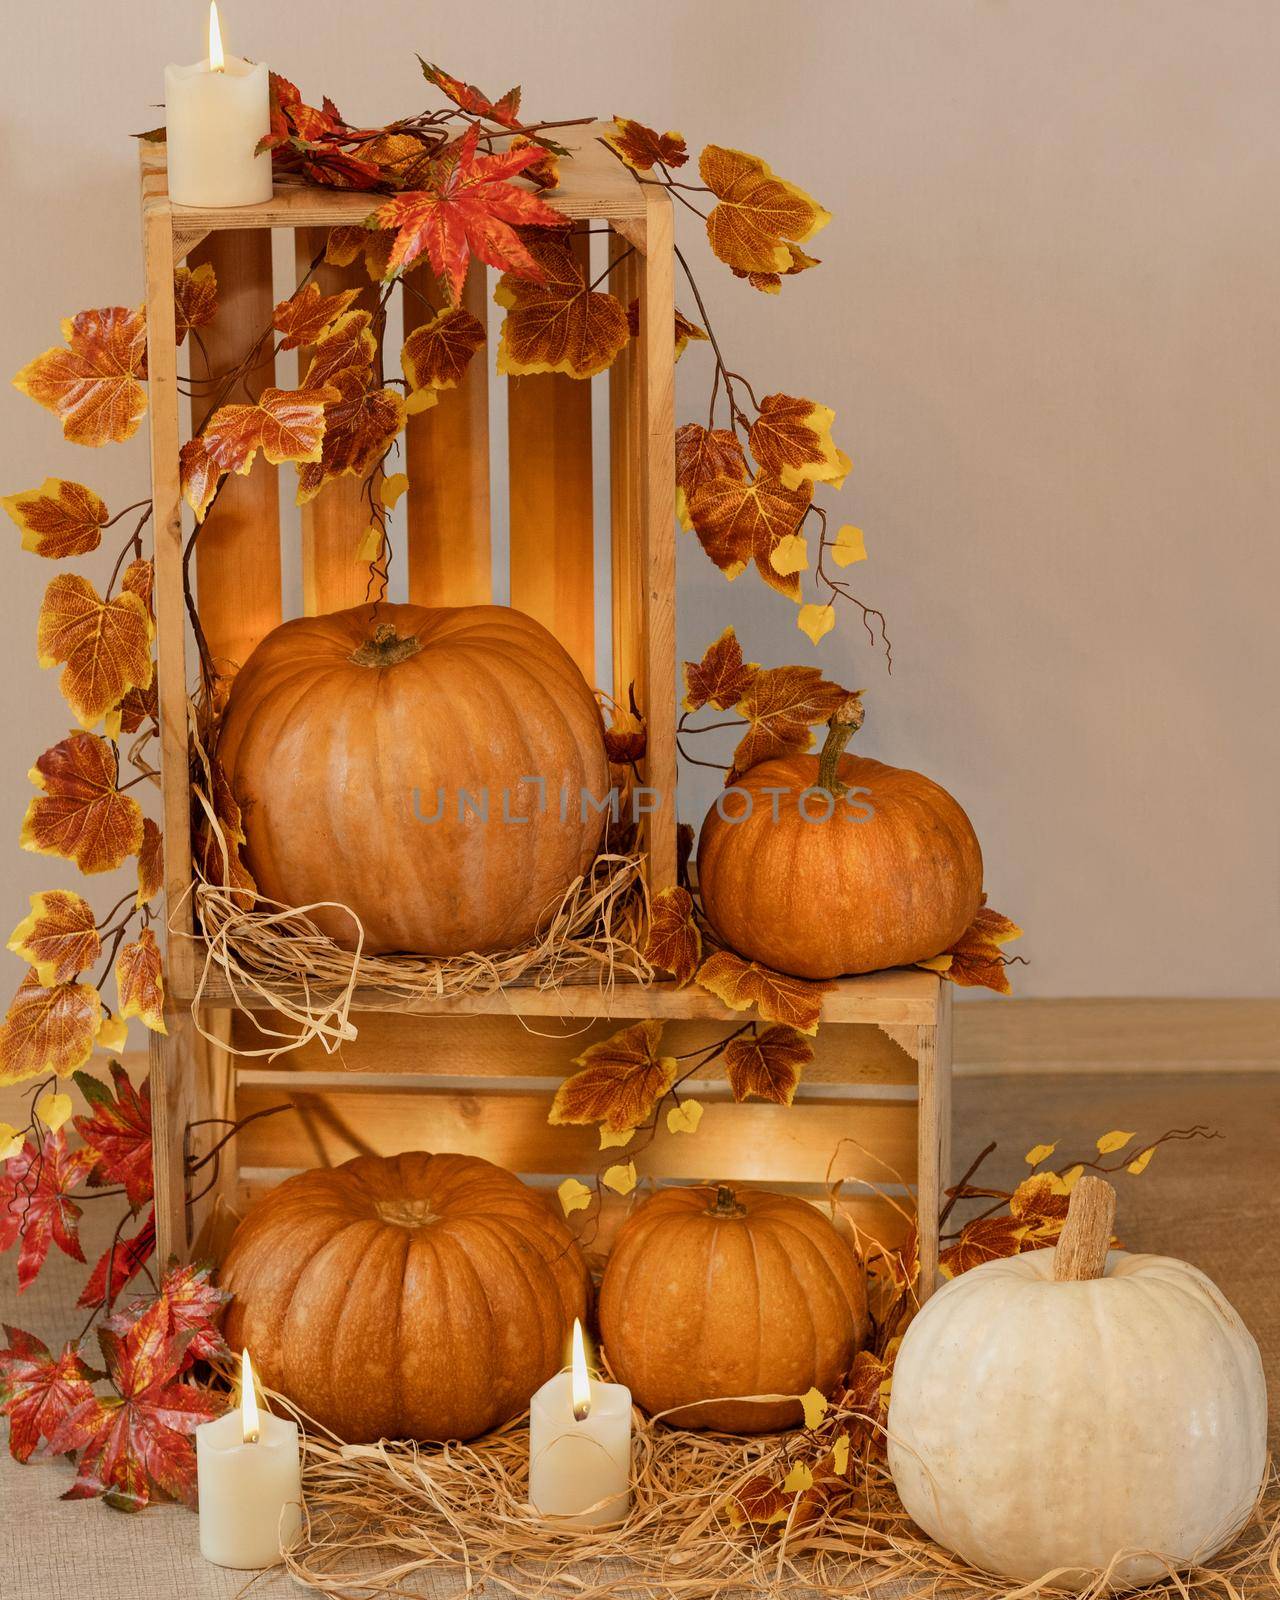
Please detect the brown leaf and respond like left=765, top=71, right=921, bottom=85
left=700, top=146, right=830, bottom=277
left=685, top=472, right=813, bottom=599
left=548, top=1020, right=677, bottom=1133
left=675, top=424, right=748, bottom=498
left=21, top=732, right=144, bottom=875
left=203, top=385, right=335, bottom=477
left=918, top=901, right=1023, bottom=994
left=6, top=892, right=100, bottom=987
left=300, top=310, right=377, bottom=391
left=734, top=242, right=821, bottom=295
left=119, top=559, right=154, bottom=620
left=626, top=301, right=709, bottom=364
left=295, top=376, right=406, bottom=505
left=115, top=930, right=165, bottom=1035
left=731, top=665, right=850, bottom=778
left=13, top=307, right=149, bottom=447
left=135, top=818, right=163, bottom=908
left=401, top=306, right=486, bottom=393
left=724, top=1024, right=812, bottom=1104
left=272, top=282, right=362, bottom=350
left=2, top=480, right=109, bottom=560
left=509, top=136, right=560, bottom=190
left=601, top=118, right=688, bottom=173
left=748, top=393, right=848, bottom=490
left=179, top=437, right=219, bottom=523
left=696, top=950, right=831, bottom=1036
left=36, top=575, right=153, bottom=730
left=173, top=264, right=217, bottom=346
left=682, top=625, right=759, bottom=711
left=0, top=972, right=102, bottom=1086
left=938, top=1215, right=1029, bottom=1278
left=496, top=234, right=630, bottom=380
left=643, top=887, right=702, bottom=987
left=324, top=225, right=399, bottom=283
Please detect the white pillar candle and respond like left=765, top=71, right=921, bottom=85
left=196, top=1350, right=302, bottom=1570
left=164, top=2, right=272, bottom=208
left=529, top=1320, right=632, bottom=1529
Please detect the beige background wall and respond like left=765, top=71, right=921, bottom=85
left=1, top=0, right=1277, bottom=999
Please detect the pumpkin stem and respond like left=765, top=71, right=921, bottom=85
left=816, top=694, right=865, bottom=797
left=349, top=622, right=423, bottom=668
left=1052, top=1175, right=1117, bottom=1281
left=709, top=1184, right=747, bottom=1218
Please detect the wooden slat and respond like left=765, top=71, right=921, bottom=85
left=609, top=235, right=644, bottom=712
left=915, top=982, right=953, bottom=1299
left=507, top=227, right=595, bottom=680
left=295, top=227, right=380, bottom=614
left=188, top=231, right=282, bottom=674
left=403, top=263, right=492, bottom=604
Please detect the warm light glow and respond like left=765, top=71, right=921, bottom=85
left=570, top=1318, right=591, bottom=1422
left=240, top=1348, right=261, bottom=1444
left=208, top=1, right=226, bottom=72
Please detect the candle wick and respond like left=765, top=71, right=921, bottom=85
left=244, top=1427, right=260, bottom=1444
left=572, top=1401, right=591, bottom=1423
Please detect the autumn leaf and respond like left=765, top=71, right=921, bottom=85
left=179, top=436, right=219, bottom=523
left=626, top=300, right=708, bottom=362
left=682, top=625, right=758, bottom=711
left=838, top=1346, right=894, bottom=1456
left=601, top=118, right=688, bottom=172
left=402, top=306, right=486, bottom=394
left=797, top=603, right=835, bottom=644
left=419, top=59, right=522, bottom=127
left=203, top=385, right=335, bottom=477
left=832, top=524, right=866, bottom=566
left=602, top=1161, right=637, bottom=1196
left=918, top=901, right=1023, bottom=994
left=643, top=886, right=702, bottom=986
left=675, top=423, right=748, bottom=498
left=295, top=375, right=406, bottom=505
left=272, top=281, right=361, bottom=350
left=697, top=951, right=831, bottom=1036
left=106, top=1262, right=229, bottom=1364
left=77, top=1208, right=156, bottom=1310
left=73, top=1060, right=153, bottom=1211
left=800, top=1387, right=828, bottom=1430
left=724, top=1024, right=813, bottom=1104
left=686, top=472, right=813, bottom=598
left=603, top=703, right=646, bottom=765
left=0, top=971, right=102, bottom=1086
left=2, top=479, right=109, bottom=560
left=0, top=1326, right=100, bottom=1463
left=938, top=1215, right=1029, bottom=1278
left=96, top=1015, right=128, bottom=1054
left=0, top=1129, right=96, bottom=1289
left=115, top=930, right=166, bottom=1035
left=301, top=309, right=377, bottom=391
left=666, top=1099, right=704, bottom=1135
left=770, top=532, right=809, bottom=576
left=1024, top=1141, right=1057, bottom=1167
left=748, top=394, right=849, bottom=491
left=1096, top=1129, right=1134, bottom=1155
left=496, top=234, right=630, bottom=380
left=22, top=731, right=144, bottom=875
left=136, top=818, right=163, bottom=908
left=599, top=1125, right=634, bottom=1150
left=13, top=306, right=149, bottom=447
left=0, top=1125, right=22, bottom=1161
left=35, top=1091, right=73, bottom=1132
left=727, top=1473, right=791, bottom=1529
left=172, top=264, right=217, bottom=346
left=700, top=146, right=830, bottom=277
left=1127, top=1146, right=1157, bottom=1176
left=734, top=241, right=821, bottom=295
left=7, top=890, right=100, bottom=985
left=549, top=1020, right=678, bottom=1133
left=371, top=124, right=565, bottom=302
left=509, top=136, right=560, bottom=190
left=37, top=573, right=153, bottom=730
left=1009, top=1171, right=1072, bottom=1238
left=557, top=1177, right=592, bottom=1217
left=324, top=225, right=398, bottom=283
left=730, top=665, right=850, bottom=778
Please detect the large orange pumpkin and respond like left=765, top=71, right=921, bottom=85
left=220, top=1152, right=590, bottom=1443
left=697, top=712, right=983, bottom=979
left=217, top=602, right=609, bottom=956
left=598, top=1184, right=868, bottom=1432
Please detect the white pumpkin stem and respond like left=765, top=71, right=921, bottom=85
left=1052, top=1174, right=1117, bottom=1281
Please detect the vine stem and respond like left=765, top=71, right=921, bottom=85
left=674, top=244, right=750, bottom=434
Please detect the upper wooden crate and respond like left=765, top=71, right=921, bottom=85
left=139, top=125, right=677, bottom=1004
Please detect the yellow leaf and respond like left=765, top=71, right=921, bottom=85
left=769, top=532, right=809, bottom=576
left=797, top=603, right=835, bottom=644
left=602, top=1161, right=637, bottom=1196
left=380, top=472, right=409, bottom=508
left=1096, top=1130, right=1134, bottom=1155
left=598, top=1124, right=634, bottom=1150
left=831, top=1433, right=850, bottom=1475
left=782, top=1463, right=813, bottom=1494
left=0, top=1122, right=24, bottom=1160
left=1127, top=1146, right=1156, bottom=1176
left=1062, top=1163, right=1084, bottom=1189
left=1024, top=1142, right=1057, bottom=1167
left=557, top=1176, right=592, bottom=1217
left=35, top=1089, right=72, bottom=1132
left=666, top=1098, right=704, bottom=1135
left=832, top=524, right=866, bottom=566
left=403, top=385, right=438, bottom=416
left=800, top=1386, right=828, bottom=1429
left=356, top=523, right=383, bottom=563
left=96, top=1013, right=128, bottom=1053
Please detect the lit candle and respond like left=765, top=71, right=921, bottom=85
left=164, top=3, right=272, bottom=208
left=196, top=1349, right=302, bottom=1570
left=529, top=1319, right=632, bottom=1528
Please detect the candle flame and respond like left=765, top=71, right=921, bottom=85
left=570, top=1317, right=591, bottom=1422
left=208, top=1, right=226, bottom=72
left=240, top=1348, right=261, bottom=1444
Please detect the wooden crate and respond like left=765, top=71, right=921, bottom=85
left=139, top=125, right=952, bottom=1297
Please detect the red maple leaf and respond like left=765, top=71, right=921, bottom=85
left=419, top=59, right=522, bottom=127
left=48, top=1300, right=220, bottom=1511
left=72, top=1062, right=153, bottom=1211
left=77, top=1207, right=156, bottom=1311
left=0, top=1130, right=96, bottom=1291
left=371, top=124, right=565, bottom=302
left=107, top=1261, right=230, bottom=1364
left=0, top=1325, right=100, bottom=1463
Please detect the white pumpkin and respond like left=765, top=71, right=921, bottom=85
left=887, top=1179, right=1267, bottom=1591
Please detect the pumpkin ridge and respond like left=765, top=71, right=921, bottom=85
left=757, top=1210, right=860, bottom=1370
left=465, top=1212, right=582, bottom=1380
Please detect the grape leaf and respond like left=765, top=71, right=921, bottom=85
left=700, top=147, right=830, bottom=277
left=324, top=225, right=398, bottom=283
left=202, top=385, right=335, bottom=476
left=0, top=1129, right=97, bottom=1288
left=734, top=241, right=821, bottom=295
left=682, top=625, right=759, bottom=711
left=730, top=667, right=852, bottom=778
left=938, top=1216, right=1030, bottom=1279
left=172, top=264, right=217, bottom=346
left=37, top=574, right=153, bottom=730
left=549, top=1020, right=677, bottom=1133
left=7, top=890, right=100, bottom=985
left=295, top=375, right=406, bottom=505
left=724, top=1025, right=812, bottom=1104
left=300, top=310, right=377, bottom=392
left=119, top=558, right=154, bottom=619
left=748, top=394, right=849, bottom=490
left=642, top=886, right=702, bottom=987
left=2, top=479, right=109, bottom=559
left=696, top=950, right=831, bottom=1036
left=115, top=930, right=166, bottom=1035
left=272, top=282, right=361, bottom=351
left=401, top=306, right=486, bottom=393
left=496, top=234, right=630, bottom=379
left=73, top=1060, right=153, bottom=1210
left=625, top=300, right=709, bottom=363
left=685, top=472, right=813, bottom=598
left=676, top=424, right=748, bottom=496
left=917, top=901, right=1022, bottom=993
left=136, top=818, right=163, bottom=908
left=179, top=436, right=219, bottom=523
left=601, top=117, right=688, bottom=173
left=0, top=971, right=102, bottom=1086
left=21, top=731, right=145, bottom=874
left=13, top=306, right=149, bottom=447
left=0, top=1326, right=99, bottom=1463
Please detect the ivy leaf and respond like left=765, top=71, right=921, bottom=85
left=938, top=1216, right=1030, bottom=1278
left=696, top=950, right=831, bottom=1037
left=730, top=666, right=851, bottom=779
left=7, top=890, right=100, bottom=985
left=202, top=385, right=336, bottom=477
left=37, top=574, right=153, bottom=730
left=401, top=306, right=487, bottom=394
left=115, top=930, right=166, bottom=1036
left=686, top=472, right=813, bottom=599
left=0, top=971, right=102, bottom=1086
left=419, top=59, right=522, bottom=128
left=682, top=625, right=758, bottom=712
left=643, top=886, right=702, bottom=987
left=295, top=376, right=406, bottom=505
left=748, top=394, right=849, bottom=491
left=496, top=234, right=631, bottom=380
left=21, top=731, right=145, bottom=874
left=371, top=125, right=566, bottom=302
left=136, top=818, right=163, bottom=908
left=0, top=1129, right=97, bottom=1289
left=724, top=1024, right=813, bottom=1104
left=105, top=1261, right=230, bottom=1364
left=549, top=1020, right=677, bottom=1134
left=13, top=306, right=149, bottom=447
left=2, top=479, right=109, bottom=559
left=700, top=146, right=830, bottom=277
left=0, top=1326, right=100, bottom=1463
left=272, top=282, right=361, bottom=351
left=918, top=901, right=1023, bottom=994
left=73, top=1061, right=153, bottom=1210
left=76, top=1208, right=156, bottom=1310
left=601, top=118, right=688, bottom=173
left=172, top=264, right=217, bottom=346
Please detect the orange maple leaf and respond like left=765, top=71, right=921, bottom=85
left=115, top=930, right=166, bottom=1036
left=748, top=394, right=849, bottom=490
left=685, top=472, right=813, bottom=598
left=0, top=971, right=103, bottom=1086
left=682, top=626, right=759, bottom=711
left=324, top=226, right=398, bottom=283
left=371, top=125, right=565, bottom=303
left=510, top=136, right=560, bottom=190
left=723, top=1024, right=812, bottom=1105
left=496, top=234, right=630, bottom=380
left=21, top=732, right=144, bottom=875
left=173, top=264, right=217, bottom=346
left=401, top=306, right=486, bottom=393
left=272, top=282, right=362, bottom=350
left=419, top=60, right=522, bottom=128
left=642, top=887, right=702, bottom=987
left=548, top=1020, right=677, bottom=1133
left=36, top=575, right=153, bottom=731
left=938, top=1216, right=1029, bottom=1278
left=13, top=306, right=149, bottom=447
left=700, top=147, right=830, bottom=277
left=7, top=892, right=100, bottom=987
left=202, top=385, right=335, bottom=477
left=2, top=480, right=109, bottom=560
left=295, top=376, right=406, bottom=505
left=731, top=666, right=851, bottom=778
left=135, top=818, right=163, bottom=909
left=918, top=901, right=1023, bottom=994
left=601, top=118, right=688, bottom=173
left=696, top=950, right=831, bottom=1036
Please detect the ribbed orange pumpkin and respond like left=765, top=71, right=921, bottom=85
left=697, top=715, right=983, bottom=980
left=598, top=1184, right=868, bottom=1432
left=217, top=602, right=609, bottom=956
left=219, top=1153, right=590, bottom=1443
